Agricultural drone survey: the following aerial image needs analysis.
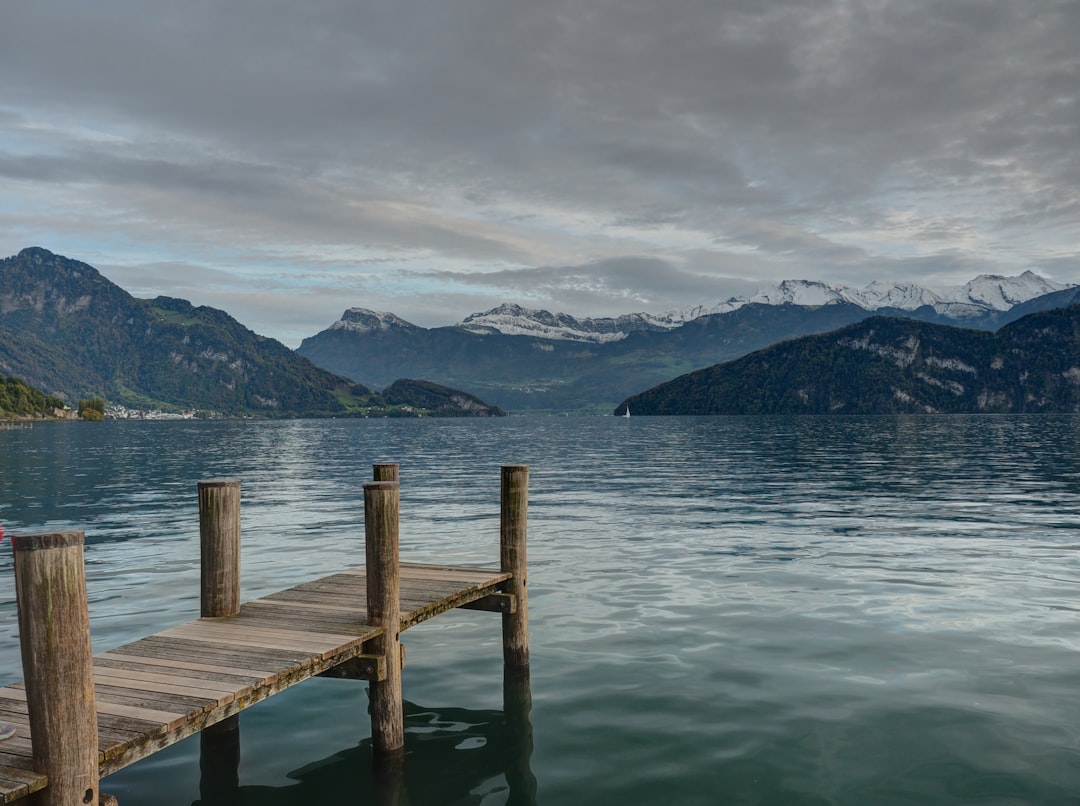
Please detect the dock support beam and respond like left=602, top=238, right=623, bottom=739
left=198, top=479, right=241, bottom=618
left=365, top=480, right=404, bottom=754
left=13, top=531, right=100, bottom=806
left=500, top=465, right=530, bottom=670
left=198, top=479, right=242, bottom=804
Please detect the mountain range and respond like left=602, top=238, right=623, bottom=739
left=617, top=305, right=1080, bottom=415
left=0, top=248, right=503, bottom=418
left=453, top=272, right=1070, bottom=343
left=4, top=246, right=1077, bottom=416
left=298, top=275, right=1079, bottom=412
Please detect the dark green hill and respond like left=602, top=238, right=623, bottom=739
left=0, top=248, right=502, bottom=417
left=381, top=379, right=505, bottom=417
left=617, top=306, right=1080, bottom=415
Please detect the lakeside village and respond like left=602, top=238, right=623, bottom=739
left=102, top=404, right=206, bottom=420
left=2, top=401, right=212, bottom=423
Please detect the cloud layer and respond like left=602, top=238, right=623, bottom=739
left=1, top=1, right=1077, bottom=345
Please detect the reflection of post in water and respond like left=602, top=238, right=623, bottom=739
left=199, top=715, right=241, bottom=806
left=372, top=744, right=409, bottom=806
left=503, top=666, right=538, bottom=806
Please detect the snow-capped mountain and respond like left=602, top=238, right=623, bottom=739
left=457, top=272, right=1071, bottom=343
left=329, top=308, right=419, bottom=334
left=459, top=303, right=670, bottom=342
left=662, top=271, right=1070, bottom=325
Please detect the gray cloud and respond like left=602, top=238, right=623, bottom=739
left=1, top=0, right=1077, bottom=345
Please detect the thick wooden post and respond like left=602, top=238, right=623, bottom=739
left=365, top=480, right=403, bottom=754
left=500, top=465, right=530, bottom=669
left=198, top=479, right=241, bottom=618
left=12, top=531, right=100, bottom=806
left=373, top=463, right=399, bottom=482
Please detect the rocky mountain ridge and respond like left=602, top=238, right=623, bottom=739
left=349, top=272, right=1073, bottom=346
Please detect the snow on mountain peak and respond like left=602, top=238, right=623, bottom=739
left=658, top=272, right=1072, bottom=325
left=460, top=304, right=669, bottom=343
left=331, top=308, right=417, bottom=334
left=443, top=272, right=1073, bottom=343
left=950, top=271, right=1067, bottom=310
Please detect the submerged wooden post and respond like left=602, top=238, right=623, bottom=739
left=365, top=480, right=404, bottom=754
left=373, top=463, right=399, bottom=482
left=501, top=465, right=530, bottom=669
left=198, top=479, right=241, bottom=618
left=199, top=715, right=240, bottom=806
left=12, top=531, right=100, bottom=806
left=503, top=667, right=538, bottom=806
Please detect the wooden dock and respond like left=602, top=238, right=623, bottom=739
left=0, top=464, right=530, bottom=805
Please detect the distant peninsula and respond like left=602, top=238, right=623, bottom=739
left=617, top=305, right=1080, bottom=415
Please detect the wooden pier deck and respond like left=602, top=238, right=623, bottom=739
left=0, top=464, right=531, bottom=805
left=0, top=562, right=512, bottom=803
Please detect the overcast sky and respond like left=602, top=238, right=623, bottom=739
left=2, top=1, right=1077, bottom=346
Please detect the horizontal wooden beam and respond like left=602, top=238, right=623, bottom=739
left=459, top=593, right=517, bottom=614
left=316, top=644, right=406, bottom=681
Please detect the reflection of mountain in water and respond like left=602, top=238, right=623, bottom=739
left=195, top=682, right=537, bottom=806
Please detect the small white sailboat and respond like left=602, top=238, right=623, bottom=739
left=623, top=405, right=631, bottom=418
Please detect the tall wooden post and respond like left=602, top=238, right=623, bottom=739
left=198, top=479, right=241, bottom=618
left=500, top=465, right=530, bottom=669
left=12, top=531, right=100, bottom=806
left=373, top=463, right=399, bottom=482
left=365, top=480, right=404, bottom=754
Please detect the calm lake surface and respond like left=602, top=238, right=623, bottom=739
left=2, top=416, right=1079, bottom=804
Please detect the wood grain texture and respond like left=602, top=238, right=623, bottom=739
left=198, top=479, right=241, bottom=618
left=500, top=465, right=531, bottom=669
left=12, top=531, right=100, bottom=806
left=364, top=480, right=404, bottom=754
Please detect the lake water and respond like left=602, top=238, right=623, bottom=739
left=2, top=416, right=1079, bottom=805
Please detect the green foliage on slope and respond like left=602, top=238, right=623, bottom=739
left=0, top=372, right=65, bottom=418
left=0, top=248, right=501, bottom=418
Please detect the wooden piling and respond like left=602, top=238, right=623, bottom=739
left=199, top=715, right=240, bottom=806
left=12, top=531, right=100, bottom=806
left=373, top=463, right=399, bottom=482
left=500, top=465, right=530, bottom=669
left=365, top=480, right=404, bottom=754
left=198, top=479, right=241, bottom=618
left=503, top=667, right=538, bottom=806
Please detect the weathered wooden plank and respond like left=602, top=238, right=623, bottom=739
left=239, top=604, right=362, bottom=624
left=251, top=597, right=365, bottom=614
left=0, top=761, right=44, bottom=804
left=171, top=620, right=363, bottom=645
left=0, top=737, right=32, bottom=758
left=89, top=697, right=186, bottom=726
left=110, top=636, right=314, bottom=670
left=94, top=653, right=270, bottom=683
left=234, top=604, right=369, bottom=630
left=93, top=685, right=214, bottom=717
left=157, top=623, right=365, bottom=656
left=92, top=670, right=244, bottom=701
